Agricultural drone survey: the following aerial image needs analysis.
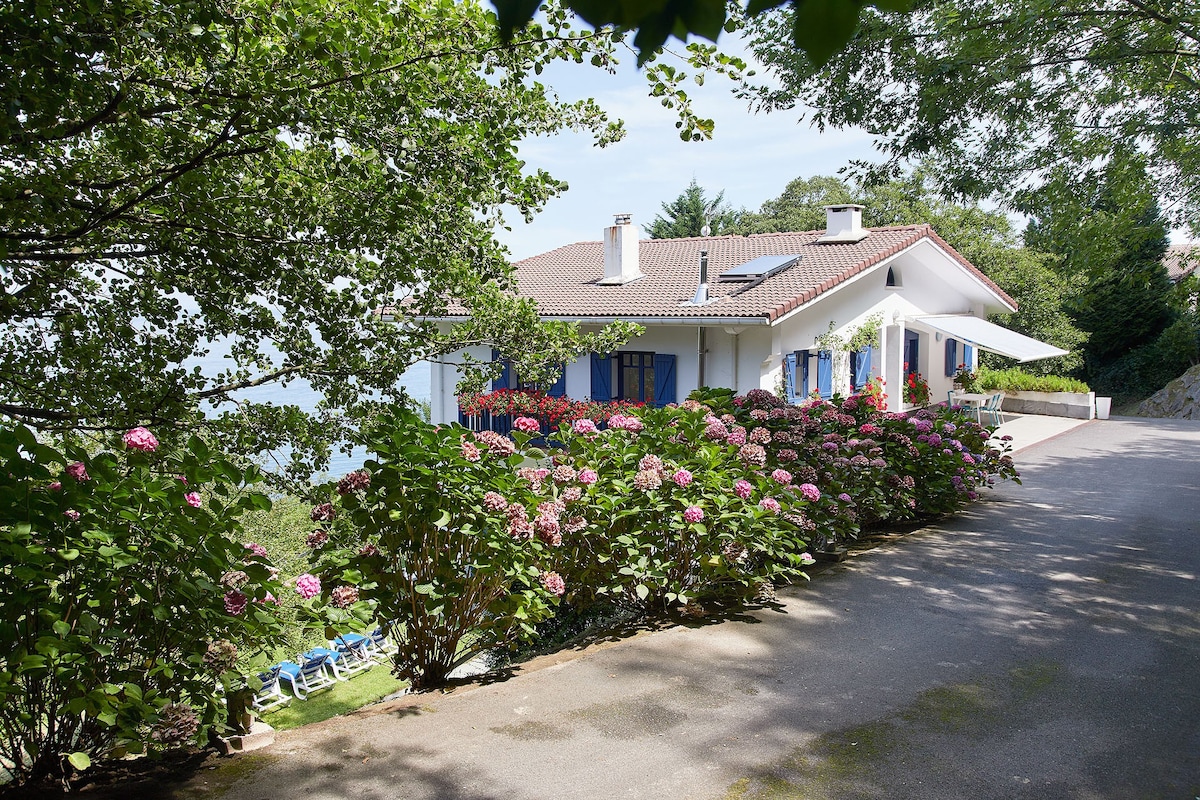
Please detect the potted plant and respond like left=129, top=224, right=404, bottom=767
left=952, top=364, right=980, bottom=394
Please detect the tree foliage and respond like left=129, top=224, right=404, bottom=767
left=745, top=0, right=1200, bottom=230
left=493, top=0, right=914, bottom=67
left=0, top=0, right=746, bottom=482
left=647, top=178, right=741, bottom=239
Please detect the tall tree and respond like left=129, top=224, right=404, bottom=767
left=745, top=0, right=1200, bottom=230
left=0, top=0, right=703, bottom=481
left=732, top=175, right=855, bottom=233
left=647, top=179, right=741, bottom=238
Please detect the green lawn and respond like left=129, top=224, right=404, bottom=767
left=261, top=662, right=409, bottom=731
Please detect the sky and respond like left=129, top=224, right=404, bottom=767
left=491, top=37, right=1193, bottom=261
left=492, top=38, right=880, bottom=262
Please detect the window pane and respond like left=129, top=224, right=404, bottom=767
left=645, top=367, right=654, bottom=403
left=623, top=366, right=640, bottom=400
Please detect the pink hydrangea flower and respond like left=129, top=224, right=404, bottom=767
left=759, top=497, right=781, bottom=514
left=330, top=585, right=359, bottom=608
left=358, top=543, right=380, bottom=557
left=561, top=486, right=583, bottom=503
left=123, top=427, right=159, bottom=452
left=733, top=479, right=753, bottom=499
left=553, top=465, right=577, bottom=483
left=578, top=468, right=598, bottom=485
left=572, top=418, right=598, bottom=436
left=294, top=573, right=322, bottom=599
left=771, top=468, right=793, bottom=485
left=65, top=462, right=89, bottom=482
left=638, top=454, right=664, bottom=473
left=461, top=440, right=481, bottom=462
left=48, top=481, right=62, bottom=492
left=540, top=571, right=566, bottom=597
left=483, top=491, right=509, bottom=512
left=223, top=590, right=248, bottom=615
left=726, top=431, right=747, bottom=446
left=310, top=503, right=335, bottom=522
left=683, top=505, right=704, bottom=523
left=64, top=509, right=81, bottom=521
left=306, top=529, right=329, bottom=548
left=672, top=469, right=693, bottom=487
left=513, top=416, right=541, bottom=433
left=184, top=492, right=202, bottom=508
left=798, top=483, right=821, bottom=502
left=244, top=542, right=268, bottom=558
left=475, top=430, right=516, bottom=456
left=336, top=470, right=370, bottom=495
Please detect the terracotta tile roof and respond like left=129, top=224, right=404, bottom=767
left=1165, top=244, right=1199, bottom=282
left=483, top=224, right=1015, bottom=322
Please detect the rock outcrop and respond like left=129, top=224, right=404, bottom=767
left=1137, top=364, right=1200, bottom=419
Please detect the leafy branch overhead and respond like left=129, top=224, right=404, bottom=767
left=494, top=0, right=914, bottom=66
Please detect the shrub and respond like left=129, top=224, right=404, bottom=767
left=976, top=367, right=1090, bottom=393
left=548, top=405, right=816, bottom=609
left=303, top=408, right=564, bottom=690
left=0, top=426, right=286, bottom=786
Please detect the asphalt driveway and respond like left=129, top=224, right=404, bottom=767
left=198, top=416, right=1200, bottom=800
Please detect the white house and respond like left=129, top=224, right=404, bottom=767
left=423, top=205, right=1067, bottom=425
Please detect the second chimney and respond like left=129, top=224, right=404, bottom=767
left=817, top=204, right=870, bottom=243
left=599, top=213, right=643, bottom=285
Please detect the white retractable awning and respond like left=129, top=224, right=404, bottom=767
left=913, top=315, right=1069, bottom=363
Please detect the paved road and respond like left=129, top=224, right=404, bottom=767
left=203, top=417, right=1200, bottom=800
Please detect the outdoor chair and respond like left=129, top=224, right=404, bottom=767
left=278, top=653, right=337, bottom=699
left=304, top=645, right=365, bottom=681
left=365, top=625, right=399, bottom=658
left=979, top=392, right=1004, bottom=426
left=251, top=665, right=291, bottom=713
left=328, top=633, right=377, bottom=674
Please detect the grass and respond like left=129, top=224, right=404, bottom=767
left=260, top=662, right=408, bottom=732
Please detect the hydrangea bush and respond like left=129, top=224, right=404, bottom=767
left=547, top=404, right=817, bottom=608
left=302, top=408, right=565, bottom=690
left=0, top=425, right=286, bottom=785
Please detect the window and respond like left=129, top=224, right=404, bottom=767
left=491, top=350, right=565, bottom=396
left=945, top=338, right=958, bottom=377
left=886, top=266, right=901, bottom=288
left=590, top=351, right=676, bottom=406
left=619, top=352, right=655, bottom=403
left=851, top=345, right=876, bottom=391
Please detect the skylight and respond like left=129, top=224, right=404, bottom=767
left=717, top=254, right=801, bottom=282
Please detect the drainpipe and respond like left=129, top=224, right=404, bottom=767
left=697, top=326, right=706, bottom=389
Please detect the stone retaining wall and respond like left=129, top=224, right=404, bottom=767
left=1000, top=390, right=1096, bottom=420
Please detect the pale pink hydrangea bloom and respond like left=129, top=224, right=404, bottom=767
left=513, top=416, right=541, bottom=433
left=738, top=444, right=767, bottom=467
left=64, top=509, right=81, bottom=521
left=540, top=571, right=566, bottom=596
left=572, top=419, right=599, bottom=436
left=223, top=590, right=249, bottom=615
left=759, top=497, right=781, bottom=514
left=749, top=427, right=772, bottom=444
left=48, top=481, right=62, bottom=492
left=123, top=427, right=159, bottom=452
left=672, top=469, right=693, bottom=488
left=65, top=462, right=89, bottom=482
left=475, top=430, right=516, bottom=456
left=461, top=440, right=481, bottom=462
left=483, top=491, right=509, bottom=512
left=184, top=491, right=202, bottom=508
left=633, top=469, right=662, bottom=491
left=244, top=542, right=268, bottom=558
left=733, top=479, right=753, bottom=499
left=770, top=468, right=792, bottom=486
left=683, top=505, right=704, bottom=523
left=552, top=464, right=577, bottom=483
left=703, top=421, right=729, bottom=441
left=294, top=573, right=322, bottom=599
left=638, top=454, right=664, bottom=473
left=358, top=543, right=380, bottom=557
left=798, top=483, right=821, bottom=502
left=577, top=468, right=598, bottom=485
left=561, top=486, right=583, bottom=503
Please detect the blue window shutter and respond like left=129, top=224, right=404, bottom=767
left=652, top=353, right=676, bottom=406
left=784, top=352, right=798, bottom=403
left=491, top=348, right=511, bottom=391
left=799, top=349, right=811, bottom=396
left=590, top=353, right=612, bottom=402
left=548, top=363, right=566, bottom=397
left=817, top=350, right=833, bottom=399
left=944, top=339, right=958, bottom=377
left=853, top=345, right=875, bottom=391
left=963, top=344, right=975, bottom=369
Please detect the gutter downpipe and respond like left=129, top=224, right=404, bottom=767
left=697, top=326, right=706, bottom=389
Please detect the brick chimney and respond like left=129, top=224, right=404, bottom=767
left=598, top=213, right=643, bottom=285
left=818, top=204, right=870, bottom=243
